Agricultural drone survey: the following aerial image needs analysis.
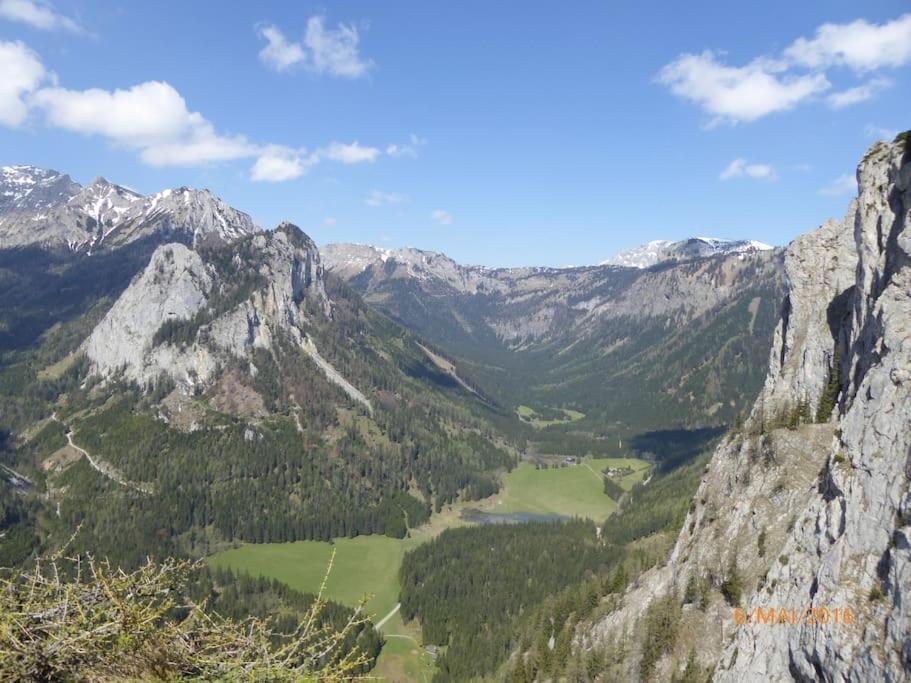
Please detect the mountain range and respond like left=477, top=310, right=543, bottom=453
left=1, top=132, right=908, bottom=681
left=322, top=237, right=784, bottom=442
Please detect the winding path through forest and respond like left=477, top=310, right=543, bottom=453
left=52, top=413, right=154, bottom=494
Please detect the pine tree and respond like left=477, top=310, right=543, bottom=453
left=816, top=347, right=842, bottom=422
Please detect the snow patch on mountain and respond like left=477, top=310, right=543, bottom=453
left=0, top=165, right=81, bottom=216
left=0, top=167, right=258, bottom=251
left=602, top=237, right=774, bottom=268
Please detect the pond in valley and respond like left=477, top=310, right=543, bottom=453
left=460, top=508, right=567, bottom=525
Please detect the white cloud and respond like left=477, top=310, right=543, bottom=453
left=324, top=216, right=336, bottom=226
left=819, top=174, right=857, bottom=197
left=5, top=41, right=383, bottom=181
left=0, top=0, right=81, bottom=33
left=656, top=51, right=829, bottom=125
left=365, top=190, right=407, bottom=207
left=305, top=16, right=371, bottom=78
left=827, top=77, right=891, bottom=109
left=32, top=81, right=258, bottom=166
left=0, top=39, right=45, bottom=126
left=257, top=16, right=372, bottom=78
left=784, top=14, right=911, bottom=72
left=719, top=158, right=777, bottom=181
left=322, top=141, right=380, bottom=164
left=386, top=133, right=427, bottom=159
left=251, top=146, right=314, bottom=182
left=257, top=24, right=306, bottom=72
left=431, top=209, right=452, bottom=225
left=864, top=123, right=898, bottom=140
left=658, top=14, right=910, bottom=125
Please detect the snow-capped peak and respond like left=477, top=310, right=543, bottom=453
left=603, top=237, right=774, bottom=269
left=0, top=165, right=81, bottom=216
left=0, top=164, right=259, bottom=252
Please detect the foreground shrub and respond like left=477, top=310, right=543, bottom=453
left=0, top=549, right=370, bottom=681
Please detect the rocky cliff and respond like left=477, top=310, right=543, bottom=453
left=85, top=222, right=332, bottom=393
left=574, top=136, right=911, bottom=681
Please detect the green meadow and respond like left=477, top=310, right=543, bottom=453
left=208, top=454, right=650, bottom=681
left=516, top=404, right=586, bottom=428
left=490, top=456, right=650, bottom=520
left=208, top=534, right=417, bottom=623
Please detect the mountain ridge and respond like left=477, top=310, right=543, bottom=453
left=322, top=235, right=777, bottom=275
left=602, top=236, right=774, bottom=268
left=0, top=166, right=258, bottom=253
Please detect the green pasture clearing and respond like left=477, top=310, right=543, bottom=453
left=516, top=404, right=586, bottom=428
left=491, top=457, right=646, bottom=520
left=208, top=535, right=418, bottom=623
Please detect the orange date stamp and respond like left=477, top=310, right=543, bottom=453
left=733, top=607, right=856, bottom=626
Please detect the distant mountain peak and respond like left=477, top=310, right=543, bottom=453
left=0, top=164, right=258, bottom=252
left=602, top=236, right=774, bottom=268
left=0, top=165, right=81, bottom=216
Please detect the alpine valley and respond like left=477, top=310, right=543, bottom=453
left=1, top=132, right=910, bottom=682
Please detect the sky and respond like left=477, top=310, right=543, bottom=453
left=0, top=1, right=909, bottom=267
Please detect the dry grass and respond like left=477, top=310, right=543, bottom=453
left=0, top=541, right=371, bottom=682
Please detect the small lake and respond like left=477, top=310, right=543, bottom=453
left=460, top=508, right=568, bottom=525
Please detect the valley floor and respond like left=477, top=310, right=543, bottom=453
left=208, top=455, right=650, bottom=681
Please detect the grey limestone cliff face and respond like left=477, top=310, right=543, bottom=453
left=579, top=137, right=911, bottom=682
left=84, top=243, right=213, bottom=383
left=718, top=137, right=911, bottom=683
left=84, top=223, right=331, bottom=391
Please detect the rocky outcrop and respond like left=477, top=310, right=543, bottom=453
left=84, top=242, right=213, bottom=384
left=84, top=223, right=332, bottom=392
left=578, top=136, right=911, bottom=681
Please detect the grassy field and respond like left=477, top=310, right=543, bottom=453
left=487, top=456, right=649, bottom=520
left=208, top=535, right=420, bottom=623
left=516, top=404, right=586, bottom=428
left=208, top=454, right=650, bottom=681
left=372, top=611, right=435, bottom=682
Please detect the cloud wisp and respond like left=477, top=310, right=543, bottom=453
left=431, top=209, right=453, bottom=225
left=719, top=158, right=777, bottom=181
left=387, top=134, right=428, bottom=159
left=819, top=174, right=857, bottom=197
left=365, top=190, right=408, bottom=207
left=826, top=77, right=891, bottom=109
left=658, top=13, right=911, bottom=125
left=0, top=0, right=81, bottom=33
left=258, top=16, right=372, bottom=78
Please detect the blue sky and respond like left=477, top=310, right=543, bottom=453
left=0, top=1, right=909, bottom=266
